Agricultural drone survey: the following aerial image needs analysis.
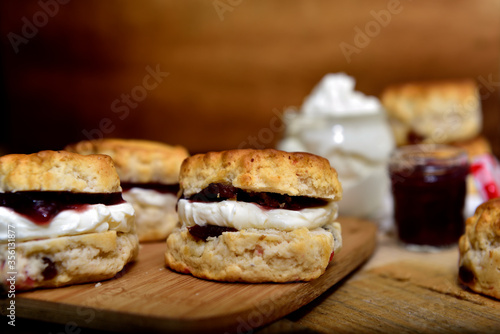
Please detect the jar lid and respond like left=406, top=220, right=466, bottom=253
left=389, top=144, right=469, bottom=176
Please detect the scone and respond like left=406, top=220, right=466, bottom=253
left=381, top=79, right=482, bottom=146
left=458, top=198, right=500, bottom=299
left=0, top=150, right=138, bottom=291
left=165, top=149, right=343, bottom=282
left=66, top=138, right=189, bottom=242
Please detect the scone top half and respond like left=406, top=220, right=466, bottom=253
left=0, top=150, right=136, bottom=242
left=180, top=149, right=342, bottom=200
left=65, top=138, right=189, bottom=185
left=0, top=150, right=121, bottom=193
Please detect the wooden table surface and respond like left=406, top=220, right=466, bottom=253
left=257, top=230, right=500, bottom=334
left=4, top=225, right=500, bottom=334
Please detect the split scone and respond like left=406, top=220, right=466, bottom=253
left=459, top=198, right=500, bottom=299
left=165, top=149, right=343, bottom=282
left=66, top=139, right=189, bottom=242
left=0, top=150, right=138, bottom=291
left=380, top=79, right=482, bottom=146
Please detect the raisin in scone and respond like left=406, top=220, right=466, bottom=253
left=0, top=150, right=138, bottom=291
left=165, top=149, right=343, bottom=282
left=66, top=138, right=189, bottom=242
left=459, top=198, right=500, bottom=299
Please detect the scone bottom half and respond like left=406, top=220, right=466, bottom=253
left=165, top=149, right=343, bottom=283
left=1, top=231, right=139, bottom=292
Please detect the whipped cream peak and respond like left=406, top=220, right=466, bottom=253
left=302, top=73, right=381, bottom=116
left=278, top=72, right=395, bottom=219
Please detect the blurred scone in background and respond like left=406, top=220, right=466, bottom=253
left=380, top=79, right=483, bottom=147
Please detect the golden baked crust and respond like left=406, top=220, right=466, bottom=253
left=381, top=79, right=481, bottom=146
left=458, top=198, right=500, bottom=299
left=0, top=150, right=121, bottom=193
left=165, top=222, right=342, bottom=282
left=0, top=231, right=138, bottom=291
left=66, top=138, right=189, bottom=184
left=180, top=149, right=342, bottom=200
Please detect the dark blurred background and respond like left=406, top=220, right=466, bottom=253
left=1, top=0, right=499, bottom=156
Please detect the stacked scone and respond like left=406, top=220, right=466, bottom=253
left=0, top=150, right=138, bottom=290
left=66, top=139, right=189, bottom=242
left=459, top=198, right=500, bottom=299
left=165, top=149, right=343, bottom=282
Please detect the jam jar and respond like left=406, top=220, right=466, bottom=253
left=389, top=144, right=469, bottom=248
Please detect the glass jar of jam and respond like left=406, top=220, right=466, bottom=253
left=389, top=144, right=469, bottom=249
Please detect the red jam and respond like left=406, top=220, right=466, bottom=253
left=186, top=183, right=329, bottom=211
left=389, top=145, right=469, bottom=247
left=187, top=225, right=237, bottom=241
left=121, top=182, right=180, bottom=195
left=329, top=251, right=335, bottom=263
left=0, top=191, right=124, bottom=224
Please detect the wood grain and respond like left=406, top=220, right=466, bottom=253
left=286, top=259, right=500, bottom=333
left=1, top=217, right=376, bottom=334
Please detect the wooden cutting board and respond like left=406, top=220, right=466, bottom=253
left=2, top=217, right=377, bottom=334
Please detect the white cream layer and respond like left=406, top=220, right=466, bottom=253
left=122, top=187, right=177, bottom=209
left=0, top=202, right=135, bottom=242
left=177, top=199, right=338, bottom=231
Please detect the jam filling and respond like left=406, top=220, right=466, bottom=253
left=121, top=182, right=180, bottom=195
left=0, top=191, right=125, bottom=224
left=185, top=183, right=329, bottom=211
left=188, top=224, right=237, bottom=241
